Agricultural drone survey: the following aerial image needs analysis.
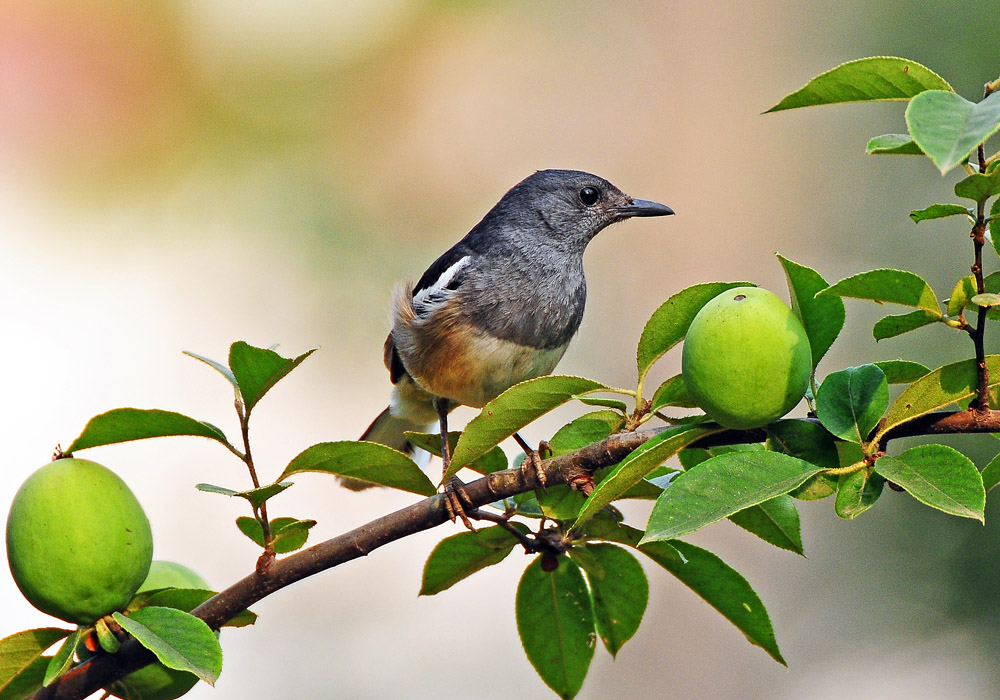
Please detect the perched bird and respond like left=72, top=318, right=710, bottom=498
left=354, top=169, right=673, bottom=520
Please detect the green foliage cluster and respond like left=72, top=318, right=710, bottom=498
left=5, top=56, right=1000, bottom=700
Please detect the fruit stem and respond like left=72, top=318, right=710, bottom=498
left=822, top=459, right=869, bottom=476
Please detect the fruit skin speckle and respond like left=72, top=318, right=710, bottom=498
left=6, top=458, right=153, bottom=624
left=682, top=286, right=812, bottom=430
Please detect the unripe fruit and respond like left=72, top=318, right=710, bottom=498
left=136, top=561, right=208, bottom=593
left=6, top=458, right=153, bottom=624
left=682, top=287, right=812, bottom=429
left=106, top=561, right=209, bottom=700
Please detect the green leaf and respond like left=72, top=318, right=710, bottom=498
left=954, top=170, right=1000, bottom=203
left=639, top=540, right=785, bottom=664
left=979, top=271, right=1000, bottom=321
left=195, top=483, right=238, bottom=497
left=777, top=254, right=845, bottom=366
left=765, top=419, right=840, bottom=500
left=448, top=375, right=606, bottom=477
left=94, top=619, right=120, bottom=654
left=874, top=444, right=985, bottom=521
left=548, top=411, right=624, bottom=457
left=972, top=293, right=1000, bottom=307
left=819, top=268, right=941, bottom=316
left=113, top=608, right=222, bottom=685
left=641, top=451, right=823, bottom=543
left=571, top=395, right=628, bottom=413
left=196, top=482, right=293, bottom=509
left=873, top=309, right=941, bottom=340
left=183, top=350, right=238, bottom=388
left=788, top=471, right=838, bottom=501
left=570, top=544, right=648, bottom=657
left=404, top=431, right=509, bottom=475
left=228, top=342, right=317, bottom=415
left=41, top=629, right=81, bottom=687
left=636, top=282, right=751, bottom=382
left=269, top=518, right=316, bottom=554
left=991, top=198, right=1000, bottom=259
left=873, top=360, right=931, bottom=384
left=835, top=468, right=884, bottom=519
left=981, top=452, right=1000, bottom=492
left=235, top=482, right=292, bottom=510
left=877, top=356, right=1000, bottom=442
left=649, top=374, right=697, bottom=411
left=1, top=660, right=49, bottom=700
left=0, top=628, right=71, bottom=698
left=281, top=441, right=436, bottom=496
left=574, top=425, right=719, bottom=529
left=728, top=496, right=803, bottom=555
left=815, top=365, right=888, bottom=443
left=420, top=524, right=528, bottom=595
left=66, top=408, right=231, bottom=453
left=765, top=56, right=951, bottom=112
left=575, top=515, right=645, bottom=548
left=764, top=419, right=839, bottom=469
left=906, top=89, right=1000, bottom=174
left=134, top=589, right=256, bottom=628
left=535, top=486, right=587, bottom=521
left=910, top=203, right=974, bottom=223
left=866, top=134, right=924, bottom=155
left=947, top=276, right=978, bottom=316
left=515, top=556, right=595, bottom=700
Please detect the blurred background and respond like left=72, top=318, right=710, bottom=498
left=3, top=1, right=1000, bottom=698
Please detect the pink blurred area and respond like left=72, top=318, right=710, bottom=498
left=3, top=2, right=1000, bottom=699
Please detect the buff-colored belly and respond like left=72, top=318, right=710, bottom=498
left=412, top=330, right=568, bottom=408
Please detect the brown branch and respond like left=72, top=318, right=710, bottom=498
left=970, top=81, right=996, bottom=411
left=29, top=410, right=1000, bottom=700
left=970, top=210, right=990, bottom=411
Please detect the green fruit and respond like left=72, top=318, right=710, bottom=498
left=6, top=458, right=153, bottom=624
left=137, top=561, right=208, bottom=593
left=106, top=561, right=209, bottom=700
left=682, top=287, right=812, bottom=429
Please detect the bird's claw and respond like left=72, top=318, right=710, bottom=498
left=443, top=477, right=476, bottom=531
left=518, top=439, right=551, bottom=488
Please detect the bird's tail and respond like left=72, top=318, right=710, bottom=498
left=341, top=376, right=439, bottom=491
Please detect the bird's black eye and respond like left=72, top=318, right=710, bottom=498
left=579, top=186, right=600, bottom=206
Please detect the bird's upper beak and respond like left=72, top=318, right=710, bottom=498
left=614, top=198, right=675, bottom=219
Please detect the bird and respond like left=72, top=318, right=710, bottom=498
left=352, top=169, right=673, bottom=524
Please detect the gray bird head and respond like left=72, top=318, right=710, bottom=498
left=482, top=169, right=674, bottom=253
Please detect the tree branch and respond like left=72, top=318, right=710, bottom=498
left=30, top=409, right=1000, bottom=700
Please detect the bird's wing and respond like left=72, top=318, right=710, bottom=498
left=410, top=245, right=474, bottom=317
left=383, top=243, right=475, bottom=384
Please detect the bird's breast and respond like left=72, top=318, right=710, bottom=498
left=463, top=256, right=587, bottom=349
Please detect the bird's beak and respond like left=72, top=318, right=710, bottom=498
left=614, top=199, right=675, bottom=219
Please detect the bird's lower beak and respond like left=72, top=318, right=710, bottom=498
left=615, top=199, right=675, bottom=219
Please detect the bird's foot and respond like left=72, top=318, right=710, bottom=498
left=443, top=476, right=476, bottom=531
left=515, top=434, right=551, bottom=488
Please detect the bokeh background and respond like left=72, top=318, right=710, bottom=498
left=4, top=1, right=1000, bottom=698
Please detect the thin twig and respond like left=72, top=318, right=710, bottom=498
left=237, top=399, right=270, bottom=544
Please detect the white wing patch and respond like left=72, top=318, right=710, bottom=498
left=412, top=255, right=471, bottom=315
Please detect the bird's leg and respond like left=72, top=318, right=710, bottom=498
left=513, top=432, right=549, bottom=488
left=436, top=397, right=475, bottom=530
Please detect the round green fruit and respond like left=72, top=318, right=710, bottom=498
left=137, top=560, right=208, bottom=593
left=682, top=286, right=812, bottom=429
left=6, top=458, right=153, bottom=624
left=106, top=561, right=209, bottom=700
